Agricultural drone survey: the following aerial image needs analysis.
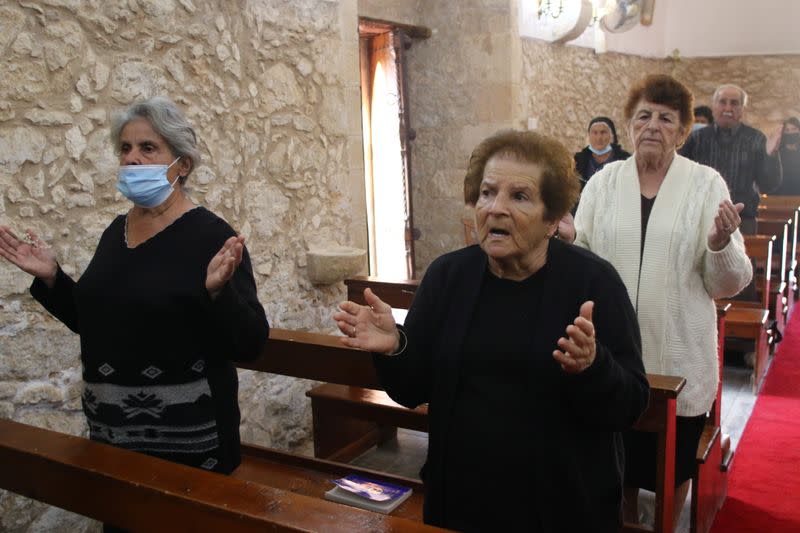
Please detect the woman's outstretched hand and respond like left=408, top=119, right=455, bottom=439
left=0, top=226, right=58, bottom=287
left=334, top=288, right=400, bottom=354
left=553, top=301, right=596, bottom=373
left=206, top=235, right=244, bottom=300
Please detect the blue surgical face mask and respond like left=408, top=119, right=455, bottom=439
left=588, top=144, right=612, bottom=156
left=692, top=123, right=707, bottom=132
left=117, top=157, right=182, bottom=208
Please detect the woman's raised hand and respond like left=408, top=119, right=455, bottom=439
left=334, top=288, right=400, bottom=354
left=206, top=235, right=244, bottom=300
left=0, top=226, right=58, bottom=286
left=766, top=126, right=783, bottom=156
left=553, top=301, right=596, bottom=373
left=708, top=200, right=744, bottom=252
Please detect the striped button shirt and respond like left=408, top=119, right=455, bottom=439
left=680, top=123, right=782, bottom=218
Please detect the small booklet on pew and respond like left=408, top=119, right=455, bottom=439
left=324, top=474, right=412, bottom=514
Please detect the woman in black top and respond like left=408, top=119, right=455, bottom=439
left=574, top=116, right=631, bottom=188
left=334, top=130, right=649, bottom=532
left=0, top=97, right=269, bottom=483
left=772, top=117, right=800, bottom=195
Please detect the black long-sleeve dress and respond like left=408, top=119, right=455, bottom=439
left=772, top=145, right=800, bottom=195
left=373, top=240, right=648, bottom=532
left=30, top=206, right=269, bottom=474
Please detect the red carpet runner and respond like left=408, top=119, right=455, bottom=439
left=710, top=310, right=800, bottom=532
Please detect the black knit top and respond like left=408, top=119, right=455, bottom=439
left=30, top=207, right=269, bottom=474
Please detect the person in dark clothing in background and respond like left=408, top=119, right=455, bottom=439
left=693, top=105, right=714, bottom=130
left=771, top=117, right=800, bottom=196
left=335, top=130, right=649, bottom=533
left=0, top=96, right=269, bottom=532
left=680, top=83, right=782, bottom=235
left=574, top=116, right=631, bottom=188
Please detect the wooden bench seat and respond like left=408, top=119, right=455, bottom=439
left=758, top=194, right=800, bottom=293
left=756, top=220, right=791, bottom=335
left=235, top=443, right=425, bottom=522
left=0, top=417, right=440, bottom=532
left=723, top=306, right=772, bottom=391
left=717, top=234, right=777, bottom=393
left=306, top=383, right=428, bottom=462
left=0, top=328, right=451, bottom=532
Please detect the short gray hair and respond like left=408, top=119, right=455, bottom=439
left=713, top=84, right=749, bottom=107
left=110, top=96, right=201, bottom=179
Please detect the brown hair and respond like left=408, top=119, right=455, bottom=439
left=623, top=74, right=694, bottom=131
left=463, top=130, right=580, bottom=221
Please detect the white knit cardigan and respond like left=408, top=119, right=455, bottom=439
left=574, top=154, right=752, bottom=416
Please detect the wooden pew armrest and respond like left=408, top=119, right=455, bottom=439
left=696, top=424, right=721, bottom=464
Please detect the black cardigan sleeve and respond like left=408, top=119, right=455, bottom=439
left=563, top=261, right=649, bottom=431
left=371, top=256, right=446, bottom=409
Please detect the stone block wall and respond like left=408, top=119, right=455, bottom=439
left=406, top=0, right=518, bottom=272
left=520, top=39, right=800, bottom=160
left=0, top=0, right=365, bottom=529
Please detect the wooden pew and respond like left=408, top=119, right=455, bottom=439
left=0, top=328, right=453, bottom=532
left=758, top=194, right=800, bottom=279
left=758, top=194, right=800, bottom=211
left=789, top=210, right=799, bottom=315
left=689, top=303, right=732, bottom=533
left=717, top=235, right=775, bottom=392
left=712, top=303, right=734, bottom=470
left=776, top=221, right=791, bottom=333
left=0, top=418, right=440, bottom=532
left=757, top=198, right=800, bottom=222
left=307, top=383, right=428, bottom=462
left=345, top=276, right=419, bottom=309
left=753, top=218, right=791, bottom=334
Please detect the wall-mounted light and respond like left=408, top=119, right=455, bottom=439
left=525, top=0, right=596, bottom=44
left=537, top=0, right=565, bottom=20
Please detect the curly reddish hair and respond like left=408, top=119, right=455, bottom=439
left=623, top=74, right=694, bottom=131
left=463, top=130, right=580, bottom=221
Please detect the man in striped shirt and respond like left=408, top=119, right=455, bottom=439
left=680, top=83, right=782, bottom=235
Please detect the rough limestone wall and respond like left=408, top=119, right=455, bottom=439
left=520, top=39, right=662, bottom=155
left=521, top=39, right=800, bottom=158
left=0, top=0, right=363, bottom=530
left=408, top=0, right=517, bottom=274
left=676, top=55, right=800, bottom=135
left=358, top=0, right=422, bottom=25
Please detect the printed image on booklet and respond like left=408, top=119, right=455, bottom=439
left=324, top=475, right=413, bottom=514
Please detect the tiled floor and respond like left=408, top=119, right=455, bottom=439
left=348, top=358, right=760, bottom=532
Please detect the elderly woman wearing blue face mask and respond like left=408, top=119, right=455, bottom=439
left=0, top=97, right=269, bottom=492
left=574, top=116, right=631, bottom=189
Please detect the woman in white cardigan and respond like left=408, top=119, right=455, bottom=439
left=574, top=74, right=752, bottom=529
